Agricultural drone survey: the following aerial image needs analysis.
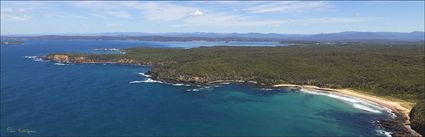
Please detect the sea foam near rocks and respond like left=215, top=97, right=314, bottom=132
left=138, top=72, right=151, bottom=78
left=375, top=129, right=392, bottom=137
left=24, top=56, right=38, bottom=59
left=129, top=80, right=144, bottom=84
left=24, top=56, right=49, bottom=62
left=129, top=78, right=163, bottom=84
left=54, top=63, right=67, bottom=66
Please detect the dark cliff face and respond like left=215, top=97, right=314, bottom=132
left=410, top=100, right=425, bottom=136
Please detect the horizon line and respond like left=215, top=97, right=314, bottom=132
left=2, top=30, right=424, bottom=36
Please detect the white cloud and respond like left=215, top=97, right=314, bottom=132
left=72, top=1, right=121, bottom=10
left=182, top=14, right=367, bottom=27
left=1, top=13, right=32, bottom=21
left=71, top=1, right=196, bottom=22
left=183, top=13, right=285, bottom=27
left=190, top=10, right=204, bottom=16
left=1, top=8, right=32, bottom=21
left=3, top=1, right=364, bottom=28
left=106, top=23, right=123, bottom=28
left=134, top=2, right=196, bottom=22
left=107, top=11, right=131, bottom=19
left=45, top=13, right=87, bottom=19
left=72, top=2, right=133, bottom=19
left=243, top=1, right=330, bottom=13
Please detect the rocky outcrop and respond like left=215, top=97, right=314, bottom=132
left=375, top=120, right=413, bottom=136
left=48, top=54, right=71, bottom=63
left=410, top=100, right=425, bottom=136
left=118, top=58, right=137, bottom=64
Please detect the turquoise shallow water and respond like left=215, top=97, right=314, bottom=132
left=1, top=40, right=392, bottom=136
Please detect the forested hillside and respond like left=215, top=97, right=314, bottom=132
left=48, top=43, right=425, bottom=101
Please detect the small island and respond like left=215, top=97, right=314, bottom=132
left=46, top=42, right=425, bottom=136
left=0, top=41, right=23, bottom=45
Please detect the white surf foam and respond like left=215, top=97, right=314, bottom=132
left=144, top=78, right=163, bottom=83
left=172, top=83, right=185, bottom=86
left=129, top=78, right=163, bottom=84
left=163, top=82, right=191, bottom=86
left=299, top=88, right=387, bottom=114
left=138, top=73, right=151, bottom=78
left=186, top=89, right=200, bottom=92
left=353, top=104, right=382, bottom=113
left=24, top=56, right=38, bottom=59
left=54, top=63, right=67, bottom=66
left=33, top=58, right=46, bottom=62
left=375, top=129, right=392, bottom=137
left=212, top=85, right=221, bottom=88
left=185, top=86, right=215, bottom=92
left=129, top=80, right=144, bottom=84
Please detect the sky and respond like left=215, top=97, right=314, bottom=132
left=1, top=1, right=424, bottom=35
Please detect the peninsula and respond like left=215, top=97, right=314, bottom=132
left=46, top=42, right=425, bottom=136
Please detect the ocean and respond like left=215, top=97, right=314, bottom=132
left=1, top=40, right=392, bottom=136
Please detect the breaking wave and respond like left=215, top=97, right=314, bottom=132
left=24, top=56, right=38, bottom=59
left=54, top=63, right=67, bottom=66
left=186, top=86, right=213, bottom=92
left=299, top=89, right=390, bottom=114
left=375, top=129, right=392, bottom=137
left=138, top=73, right=151, bottom=78
left=129, top=80, right=144, bottom=84
left=136, top=72, right=194, bottom=86
left=129, top=78, right=163, bottom=84
left=170, top=83, right=191, bottom=87
left=353, top=104, right=382, bottom=113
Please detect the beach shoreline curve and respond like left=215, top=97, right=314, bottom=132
left=273, top=83, right=421, bottom=137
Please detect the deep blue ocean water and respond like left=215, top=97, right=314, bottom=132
left=1, top=40, right=392, bottom=136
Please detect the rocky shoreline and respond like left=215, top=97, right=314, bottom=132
left=45, top=54, right=421, bottom=137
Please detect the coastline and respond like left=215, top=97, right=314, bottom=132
left=273, top=84, right=421, bottom=137
left=41, top=55, right=422, bottom=136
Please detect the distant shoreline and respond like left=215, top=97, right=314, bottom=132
left=273, top=84, right=421, bottom=136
